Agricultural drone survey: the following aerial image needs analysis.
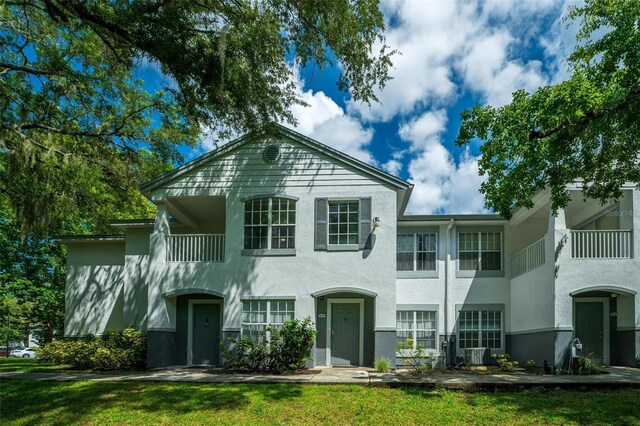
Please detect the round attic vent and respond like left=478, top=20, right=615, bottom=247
left=263, top=144, right=280, bottom=163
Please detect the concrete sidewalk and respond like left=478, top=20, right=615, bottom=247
left=1, top=366, right=639, bottom=390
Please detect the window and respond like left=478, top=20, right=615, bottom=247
left=328, top=201, right=359, bottom=245
left=397, top=233, right=437, bottom=271
left=458, top=232, right=502, bottom=271
left=458, top=310, right=502, bottom=349
left=396, top=311, right=437, bottom=350
left=241, top=300, right=295, bottom=343
left=244, top=197, right=296, bottom=250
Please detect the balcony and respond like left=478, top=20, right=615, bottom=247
left=511, top=237, right=545, bottom=278
left=570, top=230, right=632, bottom=259
left=166, top=234, right=225, bottom=262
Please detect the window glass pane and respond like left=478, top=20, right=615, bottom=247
left=459, top=252, right=479, bottom=270
left=481, top=251, right=501, bottom=270
left=328, top=201, right=359, bottom=245
left=480, top=232, right=501, bottom=270
left=244, top=198, right=296, bottom=250
left=397, top=252, right=414, bottom=271
left=416, top=252, right=436, bottom=271
left=397, top=234, right=414, bottom=252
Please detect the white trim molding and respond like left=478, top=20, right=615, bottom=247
left=311, top=287, right=378, bottom=298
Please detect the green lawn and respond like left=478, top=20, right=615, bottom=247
left=1, top=380, right=639, bottom=425
left=0, top=358, right=71, bottom=373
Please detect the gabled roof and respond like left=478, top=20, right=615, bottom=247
left=140, top=123, right=413, bottom=195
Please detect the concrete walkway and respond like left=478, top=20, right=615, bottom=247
left=2, top=366, right=639, bottom=390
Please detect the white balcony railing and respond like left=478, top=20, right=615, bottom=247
left=166, top=234, right=225, bottom=262
left=570, top=230, right=632, bottom=259
left=511, top=237, right=545, bottom=278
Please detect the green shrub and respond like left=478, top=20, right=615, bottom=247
left=374, top=357, right=392, bottom=373
left=268, top=317, right=316, bottom=373
left=492, top=353, right=519, bottom=371
left=36, top=328, right=146, bottom=371
left=396, top=338, right=433, bottom=374
left=578, top=353, right=602, bottom=375
left=220, top=317, right=316, bottom=374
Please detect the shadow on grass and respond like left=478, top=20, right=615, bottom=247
left=398, top=386, right=640, bottom=424
left=0, top=358, right=68, bottom=373
left=0, top=380, right=304, bottom=424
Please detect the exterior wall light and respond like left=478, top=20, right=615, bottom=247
left=373, top=217, right=382, bottom=228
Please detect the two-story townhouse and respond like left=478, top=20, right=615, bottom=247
left=60, top=124, right=640, bottom=369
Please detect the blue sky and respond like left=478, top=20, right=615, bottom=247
left=145, top=0, right=581, bottom=215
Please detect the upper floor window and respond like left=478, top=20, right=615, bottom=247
left=328, top=201, right=359, bottom=245
left=244, top=197, right=296, bottom=250
left=397, top=233, right=437, bottom=271
left=458, top=232, right=502, bottom=271
left=458, top=310, right=502, bottom=349
left=314, top=197, right=371, bottom=251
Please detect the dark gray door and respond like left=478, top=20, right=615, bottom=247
left=192, top=303, right=221, bottom=365
left=575, top=301, right=604, bottom=363
left=331, top=303, right=360, bottom=366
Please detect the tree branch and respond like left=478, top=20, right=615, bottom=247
left=529, top=84, right=640, bottom=141
left=0, top=61, right=58, bottom=76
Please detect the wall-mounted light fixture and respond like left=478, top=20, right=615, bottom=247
left=373, top=217, right=382, bottom=228
left=204, top=319, right=209, bottom=327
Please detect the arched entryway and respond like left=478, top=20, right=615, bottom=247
left=311, top=287, right=377, bottom=367
left=570, top=286, right=637, bottom=366
left=164, top=289, right=225, bottom=366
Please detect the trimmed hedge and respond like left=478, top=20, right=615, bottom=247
left=37, top=329, right=146, bottom=371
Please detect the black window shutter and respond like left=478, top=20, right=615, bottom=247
left=359, top=197, right=372, bottom=249
left=315, top=198, right=328, bottom=250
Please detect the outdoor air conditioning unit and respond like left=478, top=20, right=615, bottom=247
left=464, top=348, right=491, bottom=365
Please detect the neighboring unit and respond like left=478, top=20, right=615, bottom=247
left=60, top=124, right=640, bottom=369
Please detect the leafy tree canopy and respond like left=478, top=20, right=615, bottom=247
left=457, top=0, right=639, bottom=218
left=1, top=0, right=394, bottom=234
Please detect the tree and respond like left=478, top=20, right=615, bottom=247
left=457, top=0, right=639, bottom=218
left=0, top=151, right=164, bottom=343
left=1, top=0, right=394, bottom=235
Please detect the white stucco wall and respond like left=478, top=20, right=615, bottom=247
left=554, top=190, right=640, bottom=329
left=64, top=241, right=125, bottom=336
left=145, top=136, right=400, bottom=333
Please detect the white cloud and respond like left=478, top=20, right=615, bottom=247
left=286, top=68, right=375, bottom=164
left=347, top=0, right=560, bottom=120
left=406, top=144, right=487, bottom=215
left=398, top=109, right=448, bottom=151
left=398, top=107, right=486, bottom=214
left=382, top=159, right=403, bottom=176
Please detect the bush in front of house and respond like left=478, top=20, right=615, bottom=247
left=220, top=317, right=316, bottom=374
left=492, top=353, right=520, bottom=371
left=37, top=328, right=146, bottom=371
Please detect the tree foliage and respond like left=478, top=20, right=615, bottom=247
left=1, top=0, right=393, bottom=234
left=457, top=0, right=640, bottom=217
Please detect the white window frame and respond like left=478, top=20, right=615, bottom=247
left=396, top=310, right=438, bottom=351
left=397, top=233, right=437, bottom=272
left=244, top=197, right=296, bottom=251
left=457, top=310, right=503, bottom=350
left=327, top=200, right=359, bottom=247
left=241, top=299, right=295, bottom=343
left=458, top=232, right=503, bottom=271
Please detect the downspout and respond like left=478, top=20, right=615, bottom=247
left=444, top=218, right=454, bottom=366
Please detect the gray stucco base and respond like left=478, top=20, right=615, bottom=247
left=614, top=329, right=640, bottom=366
left=375, top=330, right=396, bottom=367
left=147, top=330, right=176, bottom=368
left=507, top=329, right=574, bottom=372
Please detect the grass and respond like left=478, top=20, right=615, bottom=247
left=0, top=358, right=72, bottom=373
left=1, top=380, right=639, bottom=425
